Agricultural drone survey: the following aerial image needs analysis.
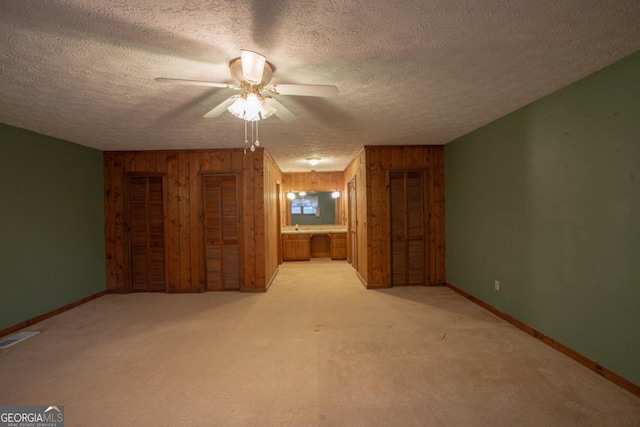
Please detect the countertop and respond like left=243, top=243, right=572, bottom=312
left=282, top=226, right=347, bottom=234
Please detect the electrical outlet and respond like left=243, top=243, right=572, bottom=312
left=494, top=280, right=500, bottom=291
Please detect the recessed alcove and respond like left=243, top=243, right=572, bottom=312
left=310, top=234, right=331, bottom=258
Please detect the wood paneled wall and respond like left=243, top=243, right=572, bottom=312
left=343, top=148, right=368, bottom=283
left=104, top=146, right=443, bottom=293
left=281, top=171, right=344, bottom=192
left=262, top=151, right=283, bottom=286
left=104, top=148, right=273, bottom=293
left=363, top=146, right=445, bottom=287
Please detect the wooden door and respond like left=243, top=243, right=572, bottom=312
left=348, top=178, right=358, bottom=268
left=128, top=176, right=166, bottom=292
left=390, top=171, right=426, bottom=286
left=203, top=175, right=240, bottom=291
left=277, top=182, right=282, bottom=264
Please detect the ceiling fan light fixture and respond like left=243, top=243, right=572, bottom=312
left=307, top=157, right=320, bottom=166
left=155, top=49, right=338, bottom=155
left=261, top=97, right=277, bottom=119
left=243, top=93, right=262, bottom=121
left=228, top=93, right=275, bottom=122
left=227, top=97, right=247, bottom=119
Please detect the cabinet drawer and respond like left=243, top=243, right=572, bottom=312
left=331, top=233, right=347, bottom=248
left=332, top=238, right=346, bottom=248
left=330, top=233, right=347, bottom=260
left=282, top=233, right=310, bottom=241
left=331, top=247, right=347, bottom=260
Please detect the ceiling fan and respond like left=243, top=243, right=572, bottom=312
left=155, top=49, right=339, bottom=122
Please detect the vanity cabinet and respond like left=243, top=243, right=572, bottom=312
left=282, top=231, right=347, bottom=261
left=282, top=233, right=311, bottom=261
left=330, top=233, right=347, bottom=260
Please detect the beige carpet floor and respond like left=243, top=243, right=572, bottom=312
left=1, top=259, right=639, bottom=426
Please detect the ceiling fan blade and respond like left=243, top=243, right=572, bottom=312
left=203, top=96, right=238, bottom=118
left=155, top=77, right=236, bottom=89
left=265, top=98, right=296, bottom=122
left=267, top=84, right=338, bottom=97
left=240, top=50, right=266, bottom=84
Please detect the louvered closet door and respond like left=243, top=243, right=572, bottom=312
left=129, top=176, right=166, bottom=292
left=390, top=171, right=426, bottom=286
left=203, top=175, right=240, bottom=291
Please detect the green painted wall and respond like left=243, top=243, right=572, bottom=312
left=445, top=51, right=640, bottom=386
left=0, top=124, right=106, bottom=331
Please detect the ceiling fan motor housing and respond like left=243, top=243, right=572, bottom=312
left=229, top=57, right=274, bottom=87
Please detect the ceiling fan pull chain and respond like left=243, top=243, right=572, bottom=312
left=250, top=121, right=256, bottom=152
left=255, top=120, right=260, bottom=147
left=243, top=119, right=249, bottom=154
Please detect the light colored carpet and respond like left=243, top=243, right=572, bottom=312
left=1, top=259, right=639, bottom=426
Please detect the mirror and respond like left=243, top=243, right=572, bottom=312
left=285, top=191, right=341, bottom=225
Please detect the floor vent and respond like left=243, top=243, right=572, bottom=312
left=0, top=331, right=40, bottom=349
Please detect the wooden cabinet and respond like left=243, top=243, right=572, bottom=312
left=282, top=234, right=310, bottom=261
left=330, top=233, right=347, bottom=260
left=282, top=232, right=346, bottom=261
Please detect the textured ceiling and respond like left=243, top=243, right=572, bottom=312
left=1, top=1, right=639, bottom=172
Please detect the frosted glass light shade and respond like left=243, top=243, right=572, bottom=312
left=228, top=93, right=275, bottom=121
left=227, top=97, right=246, bottom=119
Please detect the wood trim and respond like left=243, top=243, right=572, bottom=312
left=164, top=289, right=202, bottom=294
left=366, top=283, right=391, bottom=289
left=265, top=267, right=279, bottom=291
left=445, top=283, right=640, bottom=398
left=355, top=270, right=368, bottom=288
left=0, top=291, right=107, bottom=338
